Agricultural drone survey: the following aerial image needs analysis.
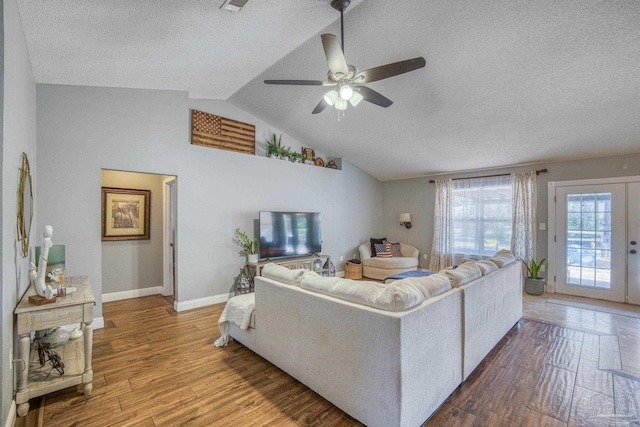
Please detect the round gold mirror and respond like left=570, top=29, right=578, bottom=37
left=17, top=152, right=33, bottom=258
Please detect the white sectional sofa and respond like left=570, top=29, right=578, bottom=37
left=222, top=255, right=523, bottom=427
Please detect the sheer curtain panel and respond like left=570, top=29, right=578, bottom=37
left=511, top=171, right=537, bottom=263
left=429, top=179, right=453, bottom=271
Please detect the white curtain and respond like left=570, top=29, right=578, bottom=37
left=429, top=179, right=453, bottom=271
left=511, top=171, right=537, bottom=263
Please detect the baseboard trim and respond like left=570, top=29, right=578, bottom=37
left=5, top=400, right=16, bottom=427
left=102, top=286, right=164, bottom=303
left=93, top=316, right=105, bottom=330
left=174, top=293, right=231, bottom=312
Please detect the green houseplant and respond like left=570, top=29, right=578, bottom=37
left=266, top=134, right=291, bottom=159
left=288, top=151, right=303, bottom=163
left=234, top=228, right=258, bottom=262
left=523, top=258, right=546, bottom=295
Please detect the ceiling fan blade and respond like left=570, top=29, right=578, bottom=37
left=321, top=34, right=349, bottom=76
left=357, top=86, right=393, bottom=108
left=312, top=99, right=329, bottom=114
left=354, top=57, right=426, bottom=84
left=264, top=80, right=324, bottom=86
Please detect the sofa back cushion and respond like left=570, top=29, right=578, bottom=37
left=392, top=273, right=452, bottom=299
left=489, top=249, right=516, bottom=267
left=476, top=259, right=499, bottom=275
left=300, top=275, right=430, bottom=312
left=262, top=263, right=312, bottom=286
left=440, top=262, right=483, bottom=288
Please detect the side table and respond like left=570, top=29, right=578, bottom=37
left=14, top=276, right=95, bottom=417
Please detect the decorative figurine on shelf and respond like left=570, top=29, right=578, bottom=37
left=33, top=225, right=55, bottom=300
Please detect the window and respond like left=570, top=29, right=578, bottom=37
left=452, top=175, right=512, bottom=258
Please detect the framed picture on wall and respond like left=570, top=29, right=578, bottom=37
left=302, top=147, right=315, bottom=161
left=101, top=187, right=150, bottom=241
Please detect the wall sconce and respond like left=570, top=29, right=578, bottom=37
left=399, top=213, right=412, bottom=229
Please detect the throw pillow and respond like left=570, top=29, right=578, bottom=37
left=370, top=237, right=387, bottom=257
left=386, top=241, right=402, bottom=257
left=374, top=243, right=393, bottom=258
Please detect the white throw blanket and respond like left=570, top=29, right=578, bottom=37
left=214, top=293, right=255, bottom=347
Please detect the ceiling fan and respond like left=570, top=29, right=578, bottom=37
left=264, top=0, right=426, bottom=114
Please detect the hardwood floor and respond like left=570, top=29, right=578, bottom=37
left=16, top=293, right=640, bottom=427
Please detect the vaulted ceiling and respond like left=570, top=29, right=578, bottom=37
left=17, top=0, right=640, bottom=181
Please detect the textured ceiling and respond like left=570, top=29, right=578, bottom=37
left=18, top=0, right=640, bottom=181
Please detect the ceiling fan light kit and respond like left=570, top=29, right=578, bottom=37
left=264, top=0, right=426, bottom=118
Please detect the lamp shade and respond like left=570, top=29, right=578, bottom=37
left=335, top=98, right=348, bottom=110
left=399, top=213, right=411, bottom=223
left=324, top=90, right=339, bottom=106
left=349, top=90, right=363, bottom=107
left=339, top=85, right=353, bottom=100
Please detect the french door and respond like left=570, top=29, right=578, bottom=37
left=550, top=178, right=640, bottom=304
left=628, top=182, right=640, bottom=305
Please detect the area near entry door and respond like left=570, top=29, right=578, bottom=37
left=554, top=183, right=626, bottom=302
left=628, top=182, right=640, bottom=304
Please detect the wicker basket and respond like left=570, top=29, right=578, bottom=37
left=344, top=261, right=363, bottom=280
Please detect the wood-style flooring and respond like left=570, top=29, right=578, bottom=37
left=16, top=293, right=640, bottom=427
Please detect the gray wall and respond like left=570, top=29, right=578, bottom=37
left=101, top=170, right=168, bottom=294
left=36, top=84, right=383, bottom=317
left=382, top=153, right=640, bottom=269
left=2, top=0, right=37, bottom=422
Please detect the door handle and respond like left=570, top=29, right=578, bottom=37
left=631, top=249, right=637, bottom=254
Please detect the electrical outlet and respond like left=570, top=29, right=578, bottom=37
left=340, top=256, right=344, bottom=261
left=352, top=253, right=357, bottom=259
left=423, top=254, right=427, bottom=260
left=540, top=265, right=545, bottom=272
left=9, top=349, right=12, bottom=371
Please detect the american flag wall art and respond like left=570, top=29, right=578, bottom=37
left=191, top=109, right=255, bottom=155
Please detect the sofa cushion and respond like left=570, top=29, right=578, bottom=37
left=363, top=256, right=419, bottom=269
left=300, top=275, right=427, bottom=312
left=262, top=263, right=312, bottom=286
left=476, top=259, right=499, bottom=275
left=490, top=249, right=516, bottom=267
left=374, top=243, right=393, bottom=258
left=393, top=273, right=452, bottom=299
left=387, top=241, right=402, bottom=257
left=370, top=237, right=387, bottom=257
left=440, top=262, right=482, bottom=288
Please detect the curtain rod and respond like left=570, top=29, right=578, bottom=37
left=428, top=168, right=547, bottom=184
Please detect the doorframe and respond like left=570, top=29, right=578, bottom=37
left=548, top=175, right=640, bottom=296
left=163, top=177, right=177, bottom=298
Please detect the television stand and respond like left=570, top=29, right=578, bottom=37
left=246, top=254, right=332, bottom=278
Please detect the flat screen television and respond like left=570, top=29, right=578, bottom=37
left=259, top=211, right=321, bottom=259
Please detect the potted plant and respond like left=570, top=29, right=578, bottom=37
left=288, top=151, right=302, bottom=163
left=234, top=228, right=259, bottom=263
left=266, top=135, right=280, bottom=158
left=266, top=134, right=290, bottom=159
left=523, top=258, right=546, bottom=295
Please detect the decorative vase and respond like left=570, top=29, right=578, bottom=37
left=524, top=277, right=546, bottom=295
left=247, top=253, right=259, bottom=263
left=235, top=271, right=254, bottom=295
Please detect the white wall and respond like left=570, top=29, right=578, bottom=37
left=381, top=153, right=640, bottom=270
left=101, top=170, right=168, bottom=294
left=36, top=84, right=383, bottom=316
left=2, top=0, right=37, bottom=423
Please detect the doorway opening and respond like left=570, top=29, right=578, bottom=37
left=101, top=169, right=177, bottom=303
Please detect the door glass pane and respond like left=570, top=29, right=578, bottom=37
left=565, top=192, right=612, bottom=289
